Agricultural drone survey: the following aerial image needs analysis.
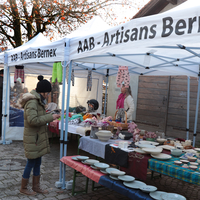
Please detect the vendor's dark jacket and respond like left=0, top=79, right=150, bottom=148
left=19, top=89, right=53, bottom=159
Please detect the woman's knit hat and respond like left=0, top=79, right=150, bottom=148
left=36, top=75, right=52, bottom=93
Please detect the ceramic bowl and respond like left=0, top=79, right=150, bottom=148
left=84, top=159, right=99, bottom=165
left=156, top=138, right=166, bottom=144
left=118, top=175, right=135, bottom=182
left=140, top=185, right=157, bottom=193
left=187, top=156, right=197, bottom=162
left=95, top=130, right=112, bottom=142
left=174, top=161, right=182, bottom=165
left=197, top=159, right=200, bottom=164
left=94, top=162, right=109, bottom=169
left=76, top=156, right=89, bottom=161
left=142, top=147, right=163, bottom=155
left=110, top=170, right=125, bottom=176
left=189, top=165, right=197, bottom=170
left=171, top=149, right=182, bottom=157
left=190, top=162, right=198, bottom=166
left=180, top=159, right=189, bottom=164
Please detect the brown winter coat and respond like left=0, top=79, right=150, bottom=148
left=19, top=90, right=53, bottom=159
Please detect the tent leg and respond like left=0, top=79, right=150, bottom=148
left=55, top=61, right=67, bottom=188
left=103, top=76, right=108, bottom=114
left=193, top=75, right=200, bottom=147
left=1, top=53, right=10, bottom=145
left=62, top=60, right=73, bottom=189
left=186, top=76, right=190, bottom=140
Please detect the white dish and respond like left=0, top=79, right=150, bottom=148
left=118, top=175, right=135, bottom=182
left=84, top=159, right=99, bottom=165
left=105, top=167, right=120, bottom=174
left=109, top=175, right=119, bottom=180
left=71, top=157, right=79, bottom=161
left=123, top=180, right=146, bottom=189
left=161, top=193, right=186, bottom=200
left=174, top=161, right=182, bottom=165
left=90, top=165, right=98, bottom=170
left=135, top=141, right=159, bottom=146
left=134, top=148, right=147, bottom=154
left=151, top=153, right=172, bottom=160
left=140, top=185, right=157, bottom=193
left=180, top=160, right=189, bottom=164
left=142, top=147, right=163, bottom=154
left=137, top=144, right=156, bottom=148
left=81, top=160, right=90, bottom=165
left=100, top=169, right=108, bottom=174
left=190, top=162, right=198, bottom=166
left=95, top=130, right=112, bottom=142
left=76, top=156, right=89, bottom=161
left=94, top=162, right=109, bottom=169
left=150, top=191, right=167, bottom=200
left=159, top=145, right=175, bottom=151
left=110, top=170, right=125, bottom=176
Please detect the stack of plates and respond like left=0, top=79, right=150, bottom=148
left=83, top=159, right=99, bottom=165
left=123, top=180, right=146, bottom=189
left=71, top=156, right=89, bottom=161
left=151, top=153, right=172, bottom=160
left=150, top=191, right=167, bottom=200
left=140, top=185, right=157, bottom=193
left=94, top=162, right=109, bottom=170
left=161, top=193, right=186, bottom=200
left=118, top=175, right=135, bottom=182
left=142, top=147, right=163, bottom=154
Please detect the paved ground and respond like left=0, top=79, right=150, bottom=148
left=0, top=135, right=200, bottom=200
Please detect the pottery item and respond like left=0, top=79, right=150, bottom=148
left=95, top=130, right=112, bottom=142
left=174, top=161, right=182, bottom=165
left=187, top=156, right=197, bottom=162
left=171, top=149, right=183, bottom=157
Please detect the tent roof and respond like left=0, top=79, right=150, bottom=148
left=69, top=0, right=200, bottom=77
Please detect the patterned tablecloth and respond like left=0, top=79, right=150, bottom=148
left=148, top=156, right=200, bottom=185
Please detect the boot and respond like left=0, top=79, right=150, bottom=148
left=20, top=177, right=37, bottom=196
left=32, top=175, right=48, bottom=194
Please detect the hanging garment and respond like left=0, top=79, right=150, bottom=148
left=87, top=70, right=92, bottom=91
left=52, top=62, right=62, bottom=84
left=14, top=65, right=24, bottom=83
left=71, top=69, right=74, bottom=86
left=65, top=66, right=74, bottom=86
left=116, top=93, right=126, bottom=109
left=116, top=66, right=130, bottom=88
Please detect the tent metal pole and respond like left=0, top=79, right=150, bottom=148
left=104, top=69, right=109, bottom=114
left=2, top=53, right=9, bottom=145
left=186, top=76, right=190, bottom=140
left=62, top=60, right=72, bottom=189
left=56, top=61, right=67, bottom=187
left=193, top=74, right=200, bottom=147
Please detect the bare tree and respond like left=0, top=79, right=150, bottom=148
left=0, top=0, right=109, bottom=48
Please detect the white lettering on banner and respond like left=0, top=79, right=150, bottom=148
left=77, top=15, right=200, bottom=54
left=10, top=48, right=57, bottom=62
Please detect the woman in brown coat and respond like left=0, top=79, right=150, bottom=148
left=19, top=75, right=60, bottom=196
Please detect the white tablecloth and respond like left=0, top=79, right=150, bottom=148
left=59, top=122, right=91, bottom=136
left=78, top=136, right=118, bottom=159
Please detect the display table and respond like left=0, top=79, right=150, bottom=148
left=60, top=156, right=153, bottom=200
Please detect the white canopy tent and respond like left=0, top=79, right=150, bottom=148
left=2, top=0, right=200, bottom=188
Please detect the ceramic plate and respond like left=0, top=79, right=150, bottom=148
left=149, top=191, right=167, bottom=200
left=118, top=175, right=135, bottom=182
left=109, top=175, right=119, bottom=180
left=110, top=170, right=125, bottom=176
left=159, top=145, right=175, bottom=151
left=123, top=180, right=146, bottom=189
left=140, top=185, right=157, bottom=193
left=151, top=153, right=172, bottom=160
left=71, top=157, right=79, bottom=161
left=94, top=162, right=109, bottom=169
left=142, top=147, right=163, bottom=154
left=161, top=193, right=186, bottom=200
left=105, top=167, right=120, bottom=174
left=90, top=165, right=99, bottom=170
left=134, top=148, right=147, bottom=154
left=76, top=156, right=89, bottom=161
left=137, top=144, right=156, bottom=148
left=81, top=160, right=90, bottom=165
left=135, top=141, right=159, bottom=146
left=84, top=159, right=99, bottom=165
left=100, top=169, right=108, bottom=174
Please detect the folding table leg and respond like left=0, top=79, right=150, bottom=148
left=72, top=169, right=77, bottom=196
